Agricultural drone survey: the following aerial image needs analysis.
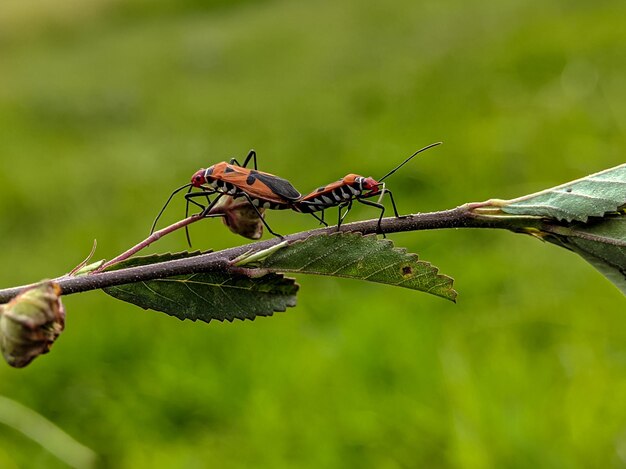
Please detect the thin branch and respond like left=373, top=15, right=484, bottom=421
left=97, top=214, right=204, bottom=272
left=0, top=203, right=542, bottom=303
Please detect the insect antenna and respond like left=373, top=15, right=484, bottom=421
left=184, top=185, right=193, bottom=248
left=378, top=142, right=442, bottom=183
left=150, top=183, right=193, bottom=235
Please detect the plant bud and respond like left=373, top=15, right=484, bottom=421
left=208, top=196, right=265, bottom=240
left=0, top=282, right=65, bottom=368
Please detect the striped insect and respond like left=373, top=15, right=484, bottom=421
left=293, top=142, right=442, bottom=233
left=151, top=150, right=301, bottom=240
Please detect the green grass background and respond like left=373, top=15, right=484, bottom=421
left=0, top=0, right=625, bottom=467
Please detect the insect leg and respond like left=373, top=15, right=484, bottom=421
left=382, top=189, right=400, bottom=217
left=230, top=150, right=257, bottom=169
left=337, top=199, right=354, bottom=229
left=337, top=200, right=353, bottom=230
left=239, top=193, right=282, bottom=238
left=185, top=191, right=217, bottom=212
left=309, top=212, right=328, bottom=227
left=247, top=150, right=258, bottom=169
left=184, top=188, right=194, bottom=247
left=197, top=184, right=213, bottom=207
left=357, top=198, right=386, bottom=237
left=183, top=191, right=222, bottom=247
left=241, top=150, right=258, bottom=169
left=198, top=193, right=226, bottom=218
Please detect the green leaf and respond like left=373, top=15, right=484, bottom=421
left=541, top=212, right=626, bottom=294
left=492, top=163, right=626, bottom=222
left=103, top=252, right=298, bottom=323
left=244, top=232, right=457, bottom=302
left=472, top=163, right=626, bottom=295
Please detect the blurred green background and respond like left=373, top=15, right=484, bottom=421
left=0, top=0, right=625, bottom=467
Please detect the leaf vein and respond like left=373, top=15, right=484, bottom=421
left=298, top=239, right=352, bottom=270
left=363, top=261, right=405, bottom=280
left=142, top=281, right=186, bottom=308
left=552, top=190, right=620, bottom=202
left=329, top=254, right=369, bottom=275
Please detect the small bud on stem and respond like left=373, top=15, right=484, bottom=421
left=0, top=282, right=65, bottom=368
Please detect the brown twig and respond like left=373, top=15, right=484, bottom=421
left=95, top=214, right=204, bottom=272
left=0, top=203, right=542, bottom=303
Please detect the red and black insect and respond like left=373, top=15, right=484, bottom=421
left=151, top=150, right=301, bottom=239
left=293, top=142, right=441, bottom=232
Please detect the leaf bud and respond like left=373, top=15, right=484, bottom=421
left=0, top=282, right=65, bottom=368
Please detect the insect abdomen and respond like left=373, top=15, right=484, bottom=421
left=295, top=185, right=359, bottom=212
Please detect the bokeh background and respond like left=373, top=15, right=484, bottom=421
left=0, top=0, right=625, bottom=467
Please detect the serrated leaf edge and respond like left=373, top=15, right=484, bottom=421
left=254, top=232, right=457, bottom=302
